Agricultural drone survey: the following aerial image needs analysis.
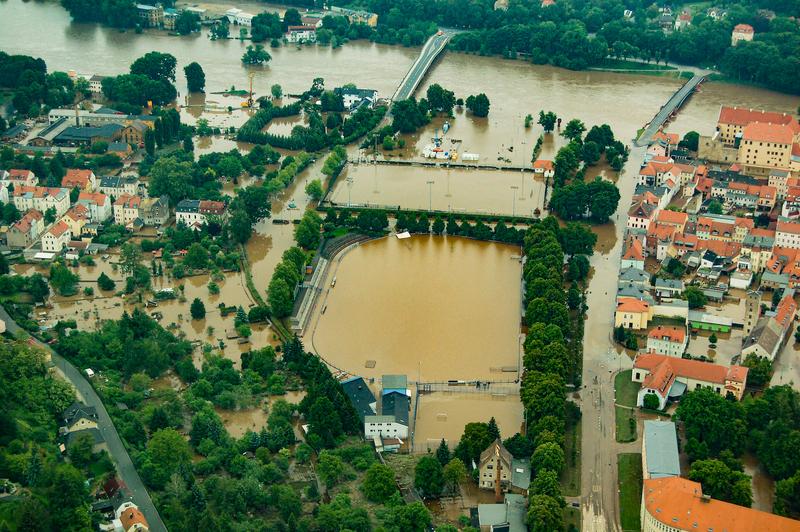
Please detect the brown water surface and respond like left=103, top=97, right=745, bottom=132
left=310, top=235, right=522, bottom=381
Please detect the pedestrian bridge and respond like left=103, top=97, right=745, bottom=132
left=392, top=29, right=457, bottom=101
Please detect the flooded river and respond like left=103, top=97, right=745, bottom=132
left=310, top=235, right=522, bottom=381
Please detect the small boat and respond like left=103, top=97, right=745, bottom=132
left=287, top=200, right=297, bottom=209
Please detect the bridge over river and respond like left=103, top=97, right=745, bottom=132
left=392, top=29, right=458, bottom=102
left=634, top=74, right=706, bottom=146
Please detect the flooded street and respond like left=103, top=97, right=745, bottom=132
left=330, top=164, right=546, bottom=217
left=310, top=235, right=522, bottom=382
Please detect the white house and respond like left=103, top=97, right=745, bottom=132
left=364, top=391, right=409, bottom=439
left=645, top=325, right=688, bottom=358
left=41, top=221, right=71, bottom=253
left=225, top=8, right=254, bottom=25
left=13, top=186, right=70, bottom=217
left=113, top=194, right=142, bottom=227
left=77, top=192, right=112, bottom=223
left=286, top=25, right=317, bottom=43
left=333, top=87, right=379, bottom=111
left=532, top=159, right=555, bottom=178
left=99, top=176, right=140, bottom=199
left=176, top=199, right=227, bottom=230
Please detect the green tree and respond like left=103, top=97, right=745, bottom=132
left=144, top=428, right=191, bottom=488
left=49, top=263, right=79, bottom=296
left=442, top=458, right=467, bottom=495
left=684, top=286, right=707, bottom=309
left=144, top=128, right=156, bottom=156
left=183, top=62, right=205, bottom=92
left=527, top=494, right=563, bottom=532
left=415, top=455, right=444, bottom=499
left=183, top=243, right=209, bottom=270
left=742, top=354, right=772, bottom=388
left=435, top=438, right=450, bottom=465
left=97, top=272, right=115, bottom=291
left=130, top=51, right=177, bottom=82
left=362, top=463, right=398, bottom=503
left=295, top=210, right=322, bottom=250
left=305, top=179, right=323, bottom=201
left=67, top=431, right=95, bottom=468
left=241, top=45, right=271, bottom=65
left=689, top=459, right=752, bottom=507
left=465, top=93, right=490, bottom=117
left=643, top=393, right=660, bottom=410
left=708, top=200, right=723, bottom=214
left=426, top=83, right=456, bottom=114
left=268, top=277, right=294, bottom=318
left=175, top=11, right=200, bottom=35
left=271, top=83, right=283, bottom=99
left=561, top=119, right=586, bottom=142
left=190, top=298, right=206, bottom=320
left=318, top=451, right=345, bottom=488
left=532, top=442, right=565, bottom=475
left=538, top=111, right=557, bottom=132
left=432, top=215, right=445, bottom=235
left=531, top=469, right=565, bottom=506
left=679, top=131, right=700, bottom=151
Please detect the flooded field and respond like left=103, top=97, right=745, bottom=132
left=413, top=391, right=524, bottom=453
left=311, top=235, right=523, bottom=381
left=329, top=164, right=546, bottom=217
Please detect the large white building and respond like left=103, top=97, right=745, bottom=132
left=176, top=199, right=227, bottom=230
left=41, top=221, right=71, bottom=253
left=77, top=192, right=112, bottom=223
left=13, top=186, right=70, bottom=217
left=225, top=8, right=254, bottom=25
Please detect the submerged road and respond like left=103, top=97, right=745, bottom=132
left=0, top=307, right=167, bottom=532
left=392, top=29, right=457, bottom=102
left=579, top=147, right=644, bottom=531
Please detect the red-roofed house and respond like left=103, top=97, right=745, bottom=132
left=5, top=169, right=38, bottom=187
left=77, top=192, right=111, bottom=222
left=742, top=291, right=797, bottom=361
left=532, top=159, right=554, bottom=178
left=115, top=501, right=149, bottom=532
left=42, top=221, right=71, bottom=253
left=633, top=353, right=748, bottom=409
left=7, top=209, right=44, bottom=248
left=60, top=204, right=89, bottom=237
left=621, top=236, right=645, bottom=269
left=114, top=194, right=142, bottom=227
left=61, top=169, right=96, bottom=192
left=716, top=106, right=800, bottom=144
left=732, top=23, right=754, bottom=45
left=776, top=217, right=800, bottom=249
left=646, top=326, right=687, bottom=357
left=628, top=200, right=657, bottom=231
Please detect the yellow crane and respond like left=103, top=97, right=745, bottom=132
left=241, top=72, right=256, bottom=108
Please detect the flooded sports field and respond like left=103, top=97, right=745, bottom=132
left=329, top=164, right=547, bottom=217
left=310, top=235, right=523, bottom=382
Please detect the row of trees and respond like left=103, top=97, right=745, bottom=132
left=519, top=217, right=591, bottom=530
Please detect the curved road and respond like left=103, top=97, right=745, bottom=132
left=392, top=29, right=457, bottom=102
left=0, top=306, right=166, bottom=532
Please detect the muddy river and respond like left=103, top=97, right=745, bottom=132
left=310, top=235, right=522, bottom=381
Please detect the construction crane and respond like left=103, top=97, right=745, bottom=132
left=242, top=72, right=256, bottom=108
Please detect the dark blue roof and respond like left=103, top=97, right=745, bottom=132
left=382, top=391, right=409, bottom=426
left=340, top=377, right=376, bottom=422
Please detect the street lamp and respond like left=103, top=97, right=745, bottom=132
left=426, top=180, right=434, bottom=212
left=510, top=185, right=518, bottom=217
left=346, top=175, right=354, bottom=207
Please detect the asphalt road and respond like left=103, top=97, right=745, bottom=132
left=392, top=30, right=456, bottom=102
left=578, top=147, right=646, bottom=531
left=634, top=74, right=705, bottom=147
left=0, top=306, right=167, bottom=532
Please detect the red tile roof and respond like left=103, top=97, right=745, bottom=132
left=623, top=237, right=644, bottom=262
left=61, top=169, right=93, bottom=189
left=718, top=106, right=795, bottom=127
left=643, top=477, right=800, bottom=532
left=742, top=122, right=794, bottom=144
left=733, top=23, right=754, bottom=33
left=635, top=354, right=748, bottom=396
left=533, top=159, right=554, bottom=171
left=647, top=325, right=686, bottom=344
left=47, top=221, right=70, bottom=238
left=774, top=293, right=797, bottom=330
left=617, top=297, right=649, bottom=313
left=656, top=210, right=687, bottom=226
left=78, top=191, right=108, bottom=206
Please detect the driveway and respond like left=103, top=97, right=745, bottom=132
left=0, top=306, right=166, bottom=532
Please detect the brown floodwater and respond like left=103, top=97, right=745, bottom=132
left=413, top=392, right=524, bottom=453
left=310, top=235, right=522, bottom=381
left=330, top=164, right=546, bottom=217
left=742, top=453, right=775, bottom=513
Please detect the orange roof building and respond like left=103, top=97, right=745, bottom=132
left=633, top=353, right=748, bottom=409
left=646, top=326, right=687, bottom=358
left=642, top=477, right=800, bottom=532
left=61, top=169, right=95, bottom=191
left=615, top=297, right=652, bottom=330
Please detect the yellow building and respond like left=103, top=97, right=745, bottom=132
left=615, top=297, right=652, bottom=330
left=738, top=122, right=794, bottom=176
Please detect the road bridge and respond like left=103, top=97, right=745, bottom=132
left=634, top=74, right=705, bottom=147
left=392, top=29, right=457, bottom=102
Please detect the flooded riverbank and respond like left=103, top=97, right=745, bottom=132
left=310, top=235, right=522, bottom=381
left=329, top=164, right=546, bottom=217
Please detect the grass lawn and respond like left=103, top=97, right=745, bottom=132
left=614, top=370, right=640, bottom=408
left=561, top=421, right=581, bottom=496
left=617, top=453, right=643, bottom=532
left=615, top=405, right=637, bottom=443
left=600, top=59, right=676, bottom=71
left=563, top=505, right=581, bottom=532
